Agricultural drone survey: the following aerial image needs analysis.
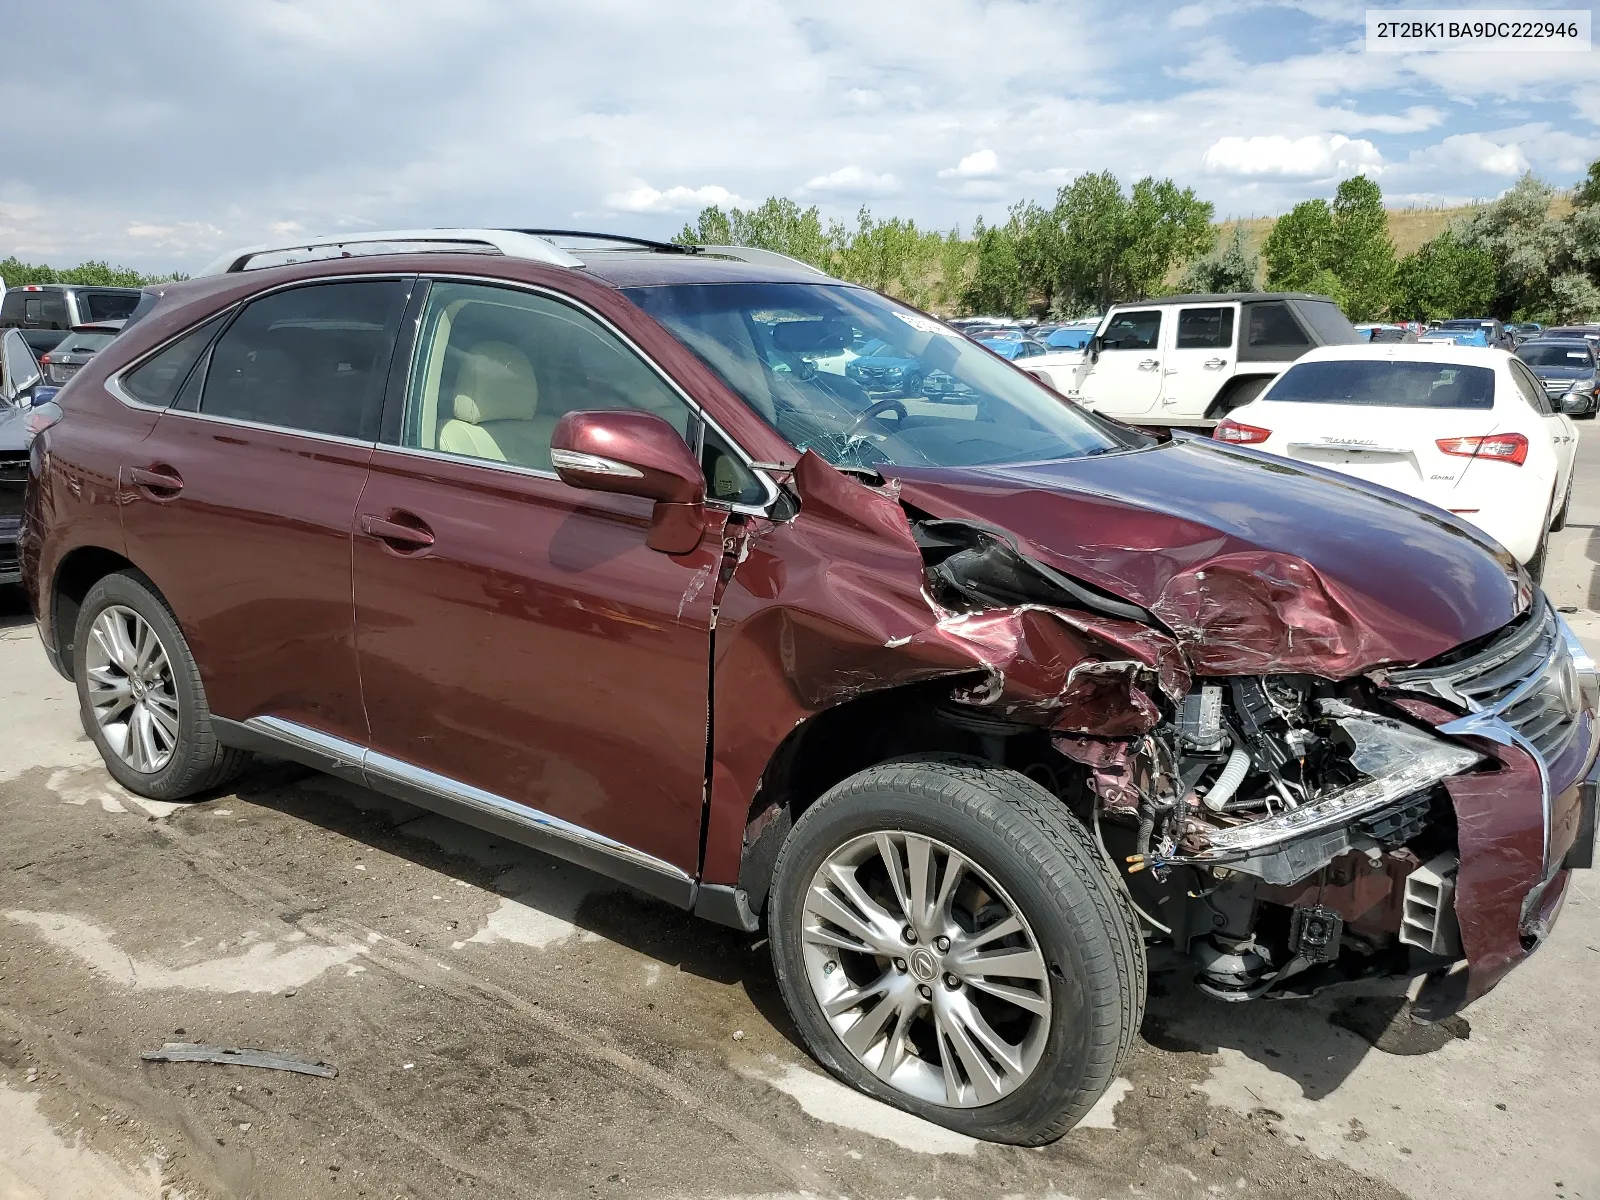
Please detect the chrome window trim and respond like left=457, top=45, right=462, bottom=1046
left=108, top=271, right=417, bottom=418
left=374, top=441, right=559, bottom=482
left=133, top=404, right=381, bottom=451
left=245, top=715, right=692, bottom=885
left=414, top=273, right=783, bottom=514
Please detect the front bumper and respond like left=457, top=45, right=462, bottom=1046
left=1412, top=614, right=1599, bottom=1009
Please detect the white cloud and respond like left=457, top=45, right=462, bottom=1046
left=1201, top=133, right=1384, bottom=178
left=1334, top=105, right=1446, bottom=134
left=1408, top=133, right=1530, bottom=177
left=602, top=184, right=749, bottom=214
left=801, top=166, right=902, bottom=196
left=939, top=148, right=1001, bottom=179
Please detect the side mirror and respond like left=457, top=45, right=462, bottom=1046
left=550, top=410, right=709, bottom=555
left=1, top=328, right=42, bottom=403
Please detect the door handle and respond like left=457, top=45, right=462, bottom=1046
left=1137, top=359, right=1161, bottom=371
left=127, top=464, right=184, bottom=498
left=360, top=512, right=435, bottom=551
left=1203, top=358, right=1228, bottom=369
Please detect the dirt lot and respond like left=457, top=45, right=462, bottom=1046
left=4, top=443, right=1600, bottom=1199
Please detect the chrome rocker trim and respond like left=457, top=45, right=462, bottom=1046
left=216, top=715, right=696, bottom=909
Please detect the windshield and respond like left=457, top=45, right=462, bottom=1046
left=624, top=282, right=1142, bottom=470
left=52, top=331, right=117, bottom=355
left=1517, top=343, right=1594, bottom=369
left=1263, top=359, right=1495, bottom=409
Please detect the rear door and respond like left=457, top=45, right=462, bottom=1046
left=1076, top=307, right=1165, bottom=416
left=1158, top=303, right=1238, bottom=420
left=118, top=276, right=411, bottom=745
left=1507, top=356, right=1575, bottom=498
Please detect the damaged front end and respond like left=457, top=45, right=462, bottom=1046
left=899, top=499, right=1598, bottom=1011
left=711, top=452, right=1597, bottom=1015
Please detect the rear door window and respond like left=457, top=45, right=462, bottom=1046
left=121, top=313, right=230, bottom=407
left=1265, top=359, right=1494, bottom=409
left=1508, top=359, right=1553, bottom=415
left=1099, top=310, right=1161, bottom=351
left=200, top=280, right=409, bottom=440
left=1175, top=307, right=1234, bottom=349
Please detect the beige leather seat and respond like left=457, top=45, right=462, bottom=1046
left=437, top=341, right=554, bottom=469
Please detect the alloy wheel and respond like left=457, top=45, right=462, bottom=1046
left=85, top=605, right=180, bottom=774
left=800, top=831, right=1052, bottom=1108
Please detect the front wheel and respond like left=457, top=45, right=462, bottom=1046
left=73, top=570, right=250, bottom=800
left=767, top=757, right=1145, bottom=1145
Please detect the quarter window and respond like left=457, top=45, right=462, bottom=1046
left=199, top=281, right=408, bottom=439
left=1175, top=307, right=1234, bottom=350
left=1246, top=303, right=1310, bottom=349
left=1099, top=310, right=1161, bottom=351
left=401, top=281, right=690, bottom=474
left=122, top=313, right=228, bottom=408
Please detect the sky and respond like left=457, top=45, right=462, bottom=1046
left=1, top=0, right=1596, bottom=273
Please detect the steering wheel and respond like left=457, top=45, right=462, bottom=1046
left=845, top=397, right=908, bottom=437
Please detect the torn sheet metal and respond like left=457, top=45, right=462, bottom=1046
left=878, top=438, right=1524, bottom=679
left=702, top=452, right=1187, bottom=885
left=141, top=1042, right=338, bottom=1078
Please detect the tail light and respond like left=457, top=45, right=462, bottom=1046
left=1213, top=419, right=1272, bottom=445
left=1436, top=433, right=1528, bottom=466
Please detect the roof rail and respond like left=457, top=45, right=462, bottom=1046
left=696, top=245, right=829, bottom=276
left=197, top=228, right=584, bottom=277
left=507, top=229, right=697, bottom=254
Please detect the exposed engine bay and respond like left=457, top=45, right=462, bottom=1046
left=913, top=513, right=1495, bottom=1003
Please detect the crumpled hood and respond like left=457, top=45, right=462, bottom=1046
left=880, top=436, right=1525, bottom=678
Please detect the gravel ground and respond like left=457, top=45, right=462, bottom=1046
left=2, top=437, right=1598, bottom=1200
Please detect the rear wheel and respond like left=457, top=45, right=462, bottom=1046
left=901, top=371, right=925, bottom=399
left=73, top=571, right=249, bottom=800
left=767, top=756, right=1145, bottom=1145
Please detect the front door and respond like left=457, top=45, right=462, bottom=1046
left=1159, top=304, right=1238, bottom=420
left=352, top=279, right=722, bottom=880
left=1076, top=308, right=1165, bottom=417
left=118, top=277, right=411, bottom=745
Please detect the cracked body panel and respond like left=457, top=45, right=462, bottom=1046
left=705, top=446, right=1597, bottom=1014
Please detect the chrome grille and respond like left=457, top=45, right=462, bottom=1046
left=1386, top=600, right=1581, bottom=765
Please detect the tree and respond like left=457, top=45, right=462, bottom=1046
left=673, top=197, right=829, bottom=268
left=1005, top=201, right=1064, bottom=314
left=1178, top=224, right=1259, bottom=293
left=1392, top=230, right=1496, bottom=320
left=1459, top=172, right=1566, bottom=318
left=1050, top=171, right=1214, bottom=313
left=1329, top=176, right=1395, bottom=321
left=960, top=221, right=1025, bottom=316
left=1575, top=157, right=1600, bottom=210
left=1549, top=272, right=1600, bottom=323
left=0, top=255, right=177, bottom=287
left=1262, top=199, right=1334, bottom=291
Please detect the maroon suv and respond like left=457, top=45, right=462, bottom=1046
left=21, top=229, right=1599, bottom=1144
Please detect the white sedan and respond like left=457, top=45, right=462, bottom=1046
left=1214, top=343, right=1580, bottom=577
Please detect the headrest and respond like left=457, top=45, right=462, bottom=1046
left=453, top=341, right=538, bottom=425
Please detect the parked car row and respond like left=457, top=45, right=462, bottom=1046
left=15, top=227, right=1597, bottom=1148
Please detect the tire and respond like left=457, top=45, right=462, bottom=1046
left=73, top=570, right=250, bottom=801
left=767, top=755, right=1146, bottom=1146
left=1551, top=474, right=1574, bottom=533
left=901, top=371, right=924, bottom=399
